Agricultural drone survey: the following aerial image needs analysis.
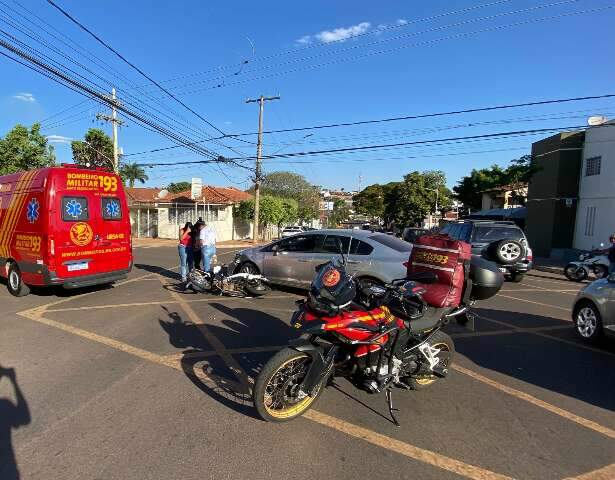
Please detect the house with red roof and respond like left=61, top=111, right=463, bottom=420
left=125, top=185, right=253, bottom=241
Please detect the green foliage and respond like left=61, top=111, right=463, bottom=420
left=120, top=162, right=149, bottom=188
left=234, top=195, right=298, bottom=228
left=0, top=123, right=56, bottom=175
left=166, top=181, right=192, bottom=194
left=453, top=155, right=537, bottom=211
left=353, top=184, right=386, bottom=218
left=71, top=128, right=114, bottom=170
left=327, top=198, right=351, bottom=227
left=258, top=171, right=319, bottom=222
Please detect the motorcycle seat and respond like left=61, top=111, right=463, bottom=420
left=408, top=306, right=448, bottom=332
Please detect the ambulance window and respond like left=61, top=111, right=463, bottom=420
left=102, top=197, right=122, bottom=220
left=62, top=197, right=89, bottom=221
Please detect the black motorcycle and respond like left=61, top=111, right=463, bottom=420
left=186, top=259, right=270, bottom=297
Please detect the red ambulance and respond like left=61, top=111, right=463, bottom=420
left=0, top=166, right=133, bottom=296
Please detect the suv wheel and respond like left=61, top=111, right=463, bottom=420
left=492, top=239, right=523, bottom=265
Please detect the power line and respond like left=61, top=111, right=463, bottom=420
left=46, top=0, right=228, bottom=137
left=134, top=124, right=609, bottom=167
left=123, top=92, right=615, bottom=157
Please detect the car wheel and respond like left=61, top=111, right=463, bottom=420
left=574, top=302, right=604, bottom=342
left=509, top=272, right=524, bottom=283
left=239, top=261, right=260, bottom=275
left=7, top=263, right=30, bottom=297
left=491, top=239, right=523, bottom=265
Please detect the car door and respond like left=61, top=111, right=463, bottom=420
left=262, top=234, right=317, bottom=287
left=347, top=237, right=374, bottom=275
left=311, top=233, right=351, bottom=273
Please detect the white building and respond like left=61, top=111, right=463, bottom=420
left=573, top=121, right=615, bottom=250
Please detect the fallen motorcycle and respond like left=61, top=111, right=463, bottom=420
left=252, top=234, right=503, bottom=424
left=564, top=250, right=609, bottom=282
left=186, top=263, right=271, bottom=297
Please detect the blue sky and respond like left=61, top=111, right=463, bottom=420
left=1, top=0, right=614, bottom=190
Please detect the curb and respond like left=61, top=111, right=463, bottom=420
left=534, top=265, right=564, bottom=275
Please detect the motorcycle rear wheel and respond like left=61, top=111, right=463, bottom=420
left=408, top=331, right=454, bottom=390
left=253, top=348, right=324, bottom=422
left=564, top=264, right=588, bottom=282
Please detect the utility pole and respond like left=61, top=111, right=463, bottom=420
left=245, top=95, right=280, bottom=243
left=96, top=88, right=124, bottom=173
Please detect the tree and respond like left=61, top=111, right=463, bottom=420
left=353, top=184, right=385, bottom=218
left=0, top=123, right=55, bottom=175
left=71, top=128, right=114, bottom=170
left=120, top=162, right=149, bottom=188
left=453, top=155, right=538, bottom=212
left=167, top=181, right=191, bottom=194
left=327, top=198, right=351, bottom=227
left=383, top=171, right=452, bottom=228
left=259, top=171, right=320, bottom=222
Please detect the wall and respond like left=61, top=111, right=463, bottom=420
left=573, top=122, right=615, bottom=251
left=525, top=132, right=584, bottom=257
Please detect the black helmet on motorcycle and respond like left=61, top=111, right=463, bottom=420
left=308, top=261, right=356, bottom=316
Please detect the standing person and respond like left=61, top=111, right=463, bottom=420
left=608, top=233, right=615, bottom=274
left=200, top=222, right=217, bottom=272
left=178, top=222, right=193, bottom=284
left=191, top=220, right=203, bottom=270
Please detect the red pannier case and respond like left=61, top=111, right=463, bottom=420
left=406, top=234, right=472, bottom=308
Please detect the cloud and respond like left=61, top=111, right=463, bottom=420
left=46, top=135, right=73, bottom=144
left=13, top=92, right=36, bottom=102
left=296, top=22, right=371, bottom=45
left=396, top=18, right=408, bottom=25
left=315, top=22, right=371, bottom=43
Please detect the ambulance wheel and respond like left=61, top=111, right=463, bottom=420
left=7, top=263, right=30, bottom=297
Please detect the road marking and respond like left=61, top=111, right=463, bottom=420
left=452, top=364, right=615, bottom=440
left=501, top=288, right=579, bottom=293
left=524, top=276, right=582, bottom=287
left=564, top=463, right=615, bottom=479
left=496, top=294, right=570, bottom=312
left=164, top=345, right=285, bottom=360
left=517, top=282, right=579, bottom=296
left=161, top=275, right=253, bottom=392
left=304, top=410, right=513, bottom=480
left=44, top=294, right=293, bottom=313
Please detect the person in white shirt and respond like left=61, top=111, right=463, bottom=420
left=199, top=223, right=217, bottom=272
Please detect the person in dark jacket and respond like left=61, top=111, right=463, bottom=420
left=608, top=234, right=615, bottom=274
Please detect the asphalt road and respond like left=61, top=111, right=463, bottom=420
left=1, top=246, right=614, bottom=480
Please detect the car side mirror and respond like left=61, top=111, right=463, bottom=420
left=608, top=273, right=615, bottom=283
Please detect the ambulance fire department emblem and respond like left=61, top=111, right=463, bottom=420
left=69, top=222, right=93, bottom=247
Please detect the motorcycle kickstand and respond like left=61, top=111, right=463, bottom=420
left=385, top=389, right=401, bottom=427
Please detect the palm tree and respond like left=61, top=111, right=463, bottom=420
left=120, top=162, right=149, bottom=188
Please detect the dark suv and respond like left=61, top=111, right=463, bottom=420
left=439, top=220, right=533, bottom=282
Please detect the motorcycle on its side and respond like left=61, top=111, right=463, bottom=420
left=252, top=251, right=503, bottom=425
left=186, top=257, right=270, bottom=297
left=564, top=248, right=609, bottom=282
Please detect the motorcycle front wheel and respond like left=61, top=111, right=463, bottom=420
left=564, top=264, right=588, bottom=282
left=253, top=348, right=324, bottom=422
left=245, top=281, right=271, bottom=297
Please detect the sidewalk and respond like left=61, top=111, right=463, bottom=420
left=132, top=237, right=267, bottom=249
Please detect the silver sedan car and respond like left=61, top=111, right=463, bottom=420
left=235, top=229, right=411, bottom=289
left=572, top=275, right=615, bottom=342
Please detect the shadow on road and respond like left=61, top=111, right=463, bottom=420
left=159, top=302, right=299, bottom=418
left=457, top=307, right=615, bottom=412
left=134, top=263, right=180, bottom=281
left=0, top=366, right=30, bottom=480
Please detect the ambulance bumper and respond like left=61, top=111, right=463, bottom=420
left=45, top=268, right=130, bottom=289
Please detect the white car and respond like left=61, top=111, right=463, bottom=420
left=281, top=227, right=303, bottom=238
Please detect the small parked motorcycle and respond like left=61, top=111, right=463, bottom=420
left=564, top=249, right=609, bottom=282
left=186, top=258, right=270, bottom=297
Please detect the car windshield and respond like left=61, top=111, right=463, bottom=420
left=368, top=233, right=412, bottom=252
left=473, top=226, right=523, bottom=243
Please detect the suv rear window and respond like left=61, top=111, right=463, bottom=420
left=473, top=226, right=524, bottom=243
left=368, top=233, right=412, bottom=252
left=62, top=196, right=89, bottom=221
